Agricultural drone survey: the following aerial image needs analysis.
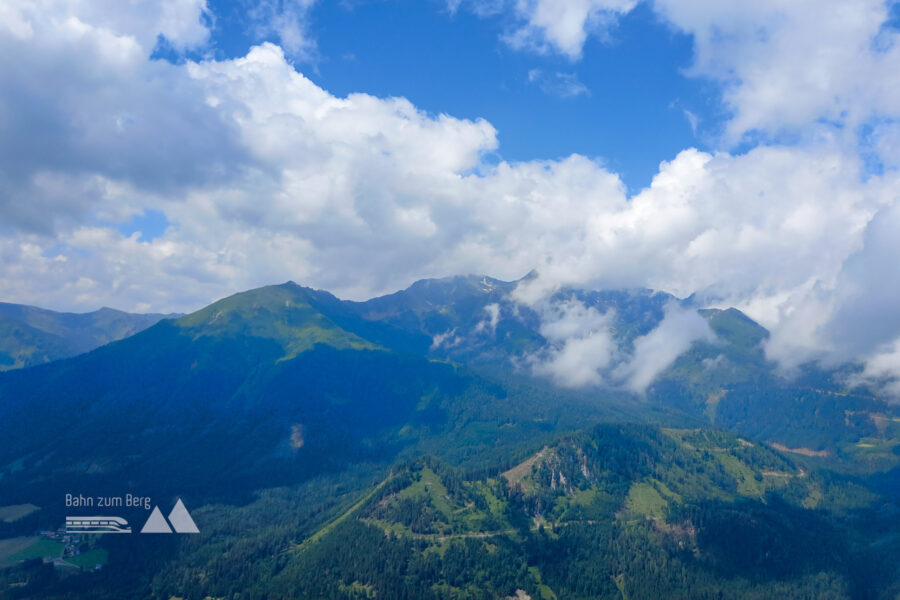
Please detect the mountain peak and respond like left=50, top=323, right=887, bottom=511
left=174, top=284, right=377, bottom=358
left=400, top=274, right=516, bottom=302
left=408, top=273, right=509, bottom=291
left=701, top=307, right=769, bottom=347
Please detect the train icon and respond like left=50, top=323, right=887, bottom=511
left=65, top=516, right=132, bottom=533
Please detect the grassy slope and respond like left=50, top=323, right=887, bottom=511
left=5, top=539, right=63, bottom=562
left=0, top=504, right=38, bottom=523
left=0, top=537, right=38, bottom=568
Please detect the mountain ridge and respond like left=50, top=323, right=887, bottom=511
left=0, top=301, right=179, bottom=371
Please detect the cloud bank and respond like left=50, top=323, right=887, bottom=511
left=526, top=298, right=714, bottom=392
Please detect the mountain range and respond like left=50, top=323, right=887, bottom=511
left=0, top=275, right=897, bottom=599
left=0, top=302, right=177, bottom=371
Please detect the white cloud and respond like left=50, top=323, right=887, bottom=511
left=849, top=339, right=900, bottom=397
left=507, top=145, right=882, bottom=308
left=528, top=298, right=617, bottom=386
left=614, top=303, right=714, bottom=393
left=822, top=200, right=900, bottom=358
left=506, top=0, right=637, bottom=58
left=527, top=69, right=590, bottom=98
left=533, top=331, right=617, bottom=387
left=652, top=0, right=900, bottom=143
left=536, top=298, right=610, bottom=342
left=247, top=0, right=319, bottom=60
left=474, top=303, right=501, bottom=333
left=431, top=329, right=461, bottom=350
left=524, top=299, right=714, bottom=392
left=870, top=120, right=900, bottom=172
left=0, top=0, right=210, bottom=51
left=446, top=0, right=504, bottom=18
left=683, top=109, right=699, bottom=135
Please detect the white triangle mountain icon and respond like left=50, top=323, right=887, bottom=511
left=141, top=506, right=172, bottom=533
left=140, top=499, right=199, bottom=534
left=168, top=499, right=200, bottom=533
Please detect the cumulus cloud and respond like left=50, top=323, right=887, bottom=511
left=0, top=0, right=210, bottom=56
left=652, top=0, right=900, bottom=144
left=766, top=199, right=900, bottom=381
left=509, top=145, right=882, bottom=309
left=506, top=0, right=638, bottom=58
left=0, top=2, right=246, bottom=235
left=2, top=0, right=900, bottom=396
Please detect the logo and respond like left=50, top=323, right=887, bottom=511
left=65, top=516, right=132, bottom=534
left=140, top=499, right=199, bottom=534
left=65, top=499, right=199, bottom=535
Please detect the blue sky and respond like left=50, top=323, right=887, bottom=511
left=183, top=0, right=718, bottom=192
